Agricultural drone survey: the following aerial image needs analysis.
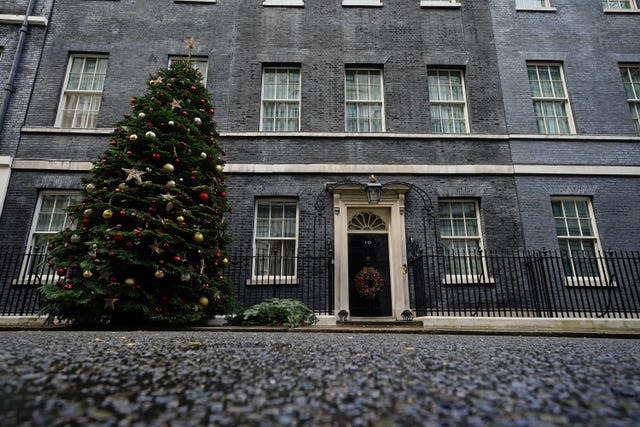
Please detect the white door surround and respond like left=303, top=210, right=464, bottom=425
left=329, top=183, right=411, bottom=320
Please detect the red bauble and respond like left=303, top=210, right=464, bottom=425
left=148, top=207, right=156, bottom=214
left=191, top=86, right=197, bottom=92
left=57, top=268, right=66, bottom=276
left=82, top=218, right=90, bottom=226
left=110, top=139, right=117, bottom=146
left=94, top=259, right=101, bottom=265
left=199, top=192, right=209, bottom=201
left=152, top=153, right=161, bottom=161
left=181, top=111, right=189, bottom=117
left=130, top=97, right=137, bottom=105
left=220, top=191, right=227, bottom=198
left=126, top=241, right=134, bottom=249
left=119, top=210, right=127, bottom=217
left=200, top=98, right=206, bottom=104
left=114, top=232, right=124, bottom=241
left=173, top=255, right=181, bottom=263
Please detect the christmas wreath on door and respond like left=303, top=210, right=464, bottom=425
left=353, top=267, right=385, bottom=299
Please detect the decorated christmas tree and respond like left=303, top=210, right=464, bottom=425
left=40, top=47, right=233, bottom=325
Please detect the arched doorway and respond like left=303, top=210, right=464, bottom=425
left=329, top=182, right=411, bottom=320
left=347, top=210, right=391, bottom=316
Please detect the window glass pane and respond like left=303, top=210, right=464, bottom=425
left=440, top=219, right=452, bottom=237
left=450, top=202, right=463, bottom=217
left=555, top=218, right=567, bottom=236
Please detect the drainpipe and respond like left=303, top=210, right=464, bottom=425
left=0, top=0, right=38, bottom=142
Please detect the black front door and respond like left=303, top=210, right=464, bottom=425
left=348, top=233, right=391, bottom=316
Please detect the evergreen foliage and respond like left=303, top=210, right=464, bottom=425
left=40, top=60, right=233, bottom=325
left=230, top=299, right=318, bottom=328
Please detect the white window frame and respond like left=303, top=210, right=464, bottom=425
left=345, top=68, right=386, bottom=133
left=55, top=54, right=109, bottom=129
left=342, top=0, right=383, bottom=6
left=438, top=199, right=490, bottom=285
left=603, top=0, right=638, bottom=11
left=427, top=68, right=470, bottom=134
left=250, top=199, right=299, bottom=284
left=551, top=197, right=609, bottom=286
left=527, top=62, right=576, bottom=135
left=18, top=191, right=80, bottom=285
left=421, top=0, right=460, bottom=8
left=169, top=56, right=208, bottom=87
left=260, top=66, right=301, bottom=132
left=515, top=0, right=555, bottom=11
left=263, top=0, right=304, bottom=6
left=620, top=65, right=640, bottom=135
left=174, top=0, right=216, bottom=3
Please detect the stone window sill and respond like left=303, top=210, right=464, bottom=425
left=515, top=7, right=557, bottom=12
left=420, top=1, right=460, bottom=8
left=342, top=0, right=383, bottom=7
left=263, top=0, right=304, bottom=6
left=603, top=8, right=640, bottom=13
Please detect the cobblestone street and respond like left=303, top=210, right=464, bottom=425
left=1, top=331, right=638, bottom=426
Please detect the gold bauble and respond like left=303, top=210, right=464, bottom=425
left=102, top=209, right=113, bottom=219
left=193, top=232, right=204, bottom=243
left=124, top=277, right=136, bottom=286
left=129, top=134, right=138, bottom=142
left=138, top=112, right=146, bottom=119
left=82, top=270, right=93, bottom=278
left=118, top=182, right=128, bottom=191
left=215, top=164, right=223, bottom=174
left=222, top=257, right=230, bottom=266
left=85, top=183, right=95, bottom=192
left=145, top=131, right=156, bottom=139
left=83, top=208, right=93, bottom=218
left=154, top=270, right=165, bottom=279
left=200, top=152, right=207, bottom=159
left=70, top=234, right=81, bottom=243
left=176, top=215, right=185, bottom=223
left=199, top=296, right=209, bottom=307
left=162, top=163, right=175, bottom=173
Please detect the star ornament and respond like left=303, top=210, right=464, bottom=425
left=149, top=239, right=165, bottom=256
left=184, top=37, right=199, bottom=51
left=104, top=298, right=119, bottom=310
left=170, top=99, right=182, bottom=110
left=122, top=168, right=146, bottom=185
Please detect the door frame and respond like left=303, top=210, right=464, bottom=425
left=331, top=183, right=410, bottom=320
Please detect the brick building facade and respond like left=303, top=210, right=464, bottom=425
left=1, top=0, right=638, bottom=320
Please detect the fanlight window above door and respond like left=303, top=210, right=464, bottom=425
left=348, top=211, right=387, bottom=231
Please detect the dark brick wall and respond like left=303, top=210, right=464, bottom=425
left=24, top=0, right=506, bottom=135
left=515, top=175, right=640, bottom=251
left=0, top=170, right=81, bottom=246
left=0, top=0, right=52, bottom=156
left=225, top=173, right=523, bottom=254
left=489, top=0, right=640, bottom=136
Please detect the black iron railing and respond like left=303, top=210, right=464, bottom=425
left=0, top=246, right=334, bottom=316
left=1, top=246, right=639, bottom=319
left=409, top=249, right=640, bottom=318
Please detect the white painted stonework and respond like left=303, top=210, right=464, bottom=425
left=331, top=184, right=410, bottom=320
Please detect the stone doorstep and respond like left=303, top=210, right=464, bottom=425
left=2, top=315, right=640, bottom=335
